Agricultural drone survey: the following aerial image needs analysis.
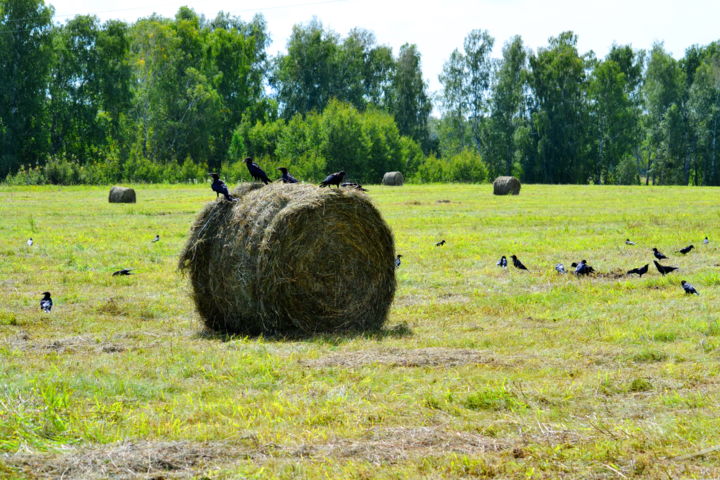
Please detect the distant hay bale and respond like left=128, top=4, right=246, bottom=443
left=492, top=176, right=521, bottom=195
left=382, top=171, right=404, bottom=186
left=108, top=186, right=136, bottom=203
left=178, top=183, right=397, bottom=335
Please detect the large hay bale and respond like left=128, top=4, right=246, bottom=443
left=108, top=186, right=136, bottom=203
left=382, top=171, right=404, bottom=186
left=492, top=176, right=521, bottom=195
left=179, top=183, right=396, bottom=335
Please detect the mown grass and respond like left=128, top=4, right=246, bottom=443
left=0, top=183, right=719, bottom=478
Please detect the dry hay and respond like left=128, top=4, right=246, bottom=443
left=108, top=186, right=136, bottom=203
left=179, top=183, right=396, bottom=335
left=293, top=427, right=508, bottom=464
left=492, top=176, right=521, bottom=195
left=381, top=171, right=404, bottom=186
left=4, top=441, right=242, bottom=480
left=300, top=347, right=495, bottom=368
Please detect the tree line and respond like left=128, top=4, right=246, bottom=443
left=1, top=0, right=719, bottom=185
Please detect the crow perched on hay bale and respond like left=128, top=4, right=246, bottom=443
left=320, top=171, right=345, bottom=188
left=382, top=171, right=404, bottom=186
left=492, top=176, right=521, bottom=195
left=108, top=186, right=136, bottom=203
left=179, top=183, right=396, bottom=335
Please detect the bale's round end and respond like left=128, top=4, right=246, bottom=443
left=109, top=186, right=136, bottom=203
left=382, top=171, right=404, bottom=186
left=179, top=183, right=396, bottom=335
left=492, top=176, right=521, bottom=195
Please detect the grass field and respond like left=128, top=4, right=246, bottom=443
left=1, top=183, right=719, bottom=479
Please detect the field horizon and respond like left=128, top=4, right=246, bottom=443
left=1, top=183, right=719, bottom=479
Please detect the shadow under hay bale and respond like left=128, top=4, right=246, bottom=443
left=108, top=186, right=136, bottom=203
left=179, top=183, right=397, bottom=335
left=492, top=176, right=521, bottom=195
left=382, top=171, right=404, bottom=186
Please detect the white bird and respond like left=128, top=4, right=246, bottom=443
left=497, top=255, right=507, bottom=268
left=27, top=238, right=33, bottom=247
left=394, top=255, right=402, bottom=268
left=625, top=238, right=635, bottom=245
left=152, top=234, right=160, bottom=243
left=555, top=263, right=566, bottom=274
left=704, top=236, right=709, bottom=245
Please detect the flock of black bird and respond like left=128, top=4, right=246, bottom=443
left=33, top=159, right=710, bottom=311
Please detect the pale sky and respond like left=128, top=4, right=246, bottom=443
left=47, top=0, right=720, bottom=95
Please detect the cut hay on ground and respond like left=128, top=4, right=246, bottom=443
left=382, top=171, right=404, bottom=186
left=108, top=186, right=136, bottom=203
left=492, top=176, right=521, bottom=195
left=179, top=183, right=396, bottom=335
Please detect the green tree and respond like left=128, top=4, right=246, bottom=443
left=390, top=43, right=431, bottom=151
left=0, top=0, right=54, bottom=177
left=688, top=52, right=720, bottom=185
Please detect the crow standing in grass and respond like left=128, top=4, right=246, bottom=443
left=654, top=260, right=678, bottom=276
left=277, top=167, right=298, bottom=184
left=677, top=244, right=694, bottom=255
left=555, top=263, right=567, bottom=274
left=625, top=238, right=636, bottom=245
left=40, top=292, right=52, bottom=312
left=497, top=255, right=507, bottom=268
left=152, top=234, right=160, bottom=243
left=681, top=280, right=699, bottom=295
left=209, top=173, right=233, bottom=201
left=511, top=255, right=528, bottom=271
left=244, top=157, right=270, bottom=184
left=703, top=236, right=709, bottom=245
left=394, top=254, right=402, bottom=268
left=627, top=264, right=649, bottom=277
left=572, top=260, right=595, bottom=276
left=436, top=240, right=446, bottom=247
left=113, top=268, right=133, bottom=276
left=653, top=248, right=668, bottom=260
left=320, top=171, right=345, bottom=188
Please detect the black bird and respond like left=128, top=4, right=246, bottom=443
left=572, top=260, right=595, bottom=276
left=677, top=244, right=694, bottom=255
left=112, top=268, right=133, bottom=276
left=277, top=167, right=298, bottom=184
left=436, top=240, right=446, bottom=247
left=40, top=292, right=52, bottom=312
left=653, top=248, right=668, bottom=260
left=244, top=157, right=270, bottom=184
left=654, top=260, right=678, bottom=276
left=209, top=173, right=233, bottom=201
left=152, top=234, right=160, bottom=243
left=340, top=182, right=368, bottom=192
left=394, top=254, right=402, bottom=268
left=681, top=280, right=699, bottom=295
left=320, top=171, right=345, bottom=188
left=703, top=236, right=709, bottom=245
left=497, top=255, right=507, bottom=268
left=627, top=264, right=649, bottom=277
left=625, top=238, right=636, bottom=245
left=511, top=255, right=528, bottom=271
left=555, top=263, right=567, bottom=274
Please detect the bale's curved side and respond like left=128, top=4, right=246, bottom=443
left=492, top=176, right=521, bottom=195
left=109, top=186, right=136, bottom=203
left=179, top=183, right=396, bottom=335
left=382, top=171, right=404, bottom=186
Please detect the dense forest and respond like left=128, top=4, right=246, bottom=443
left=1, top=0, right=720, bottom=185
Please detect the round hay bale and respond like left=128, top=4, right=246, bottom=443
left=382, top=171, right=404, bottom=186
left=179, top=183, right=396, bottom=335
left=492, top=176, right=521, bottom=195
left=108, top=186, right=136, bottom=203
